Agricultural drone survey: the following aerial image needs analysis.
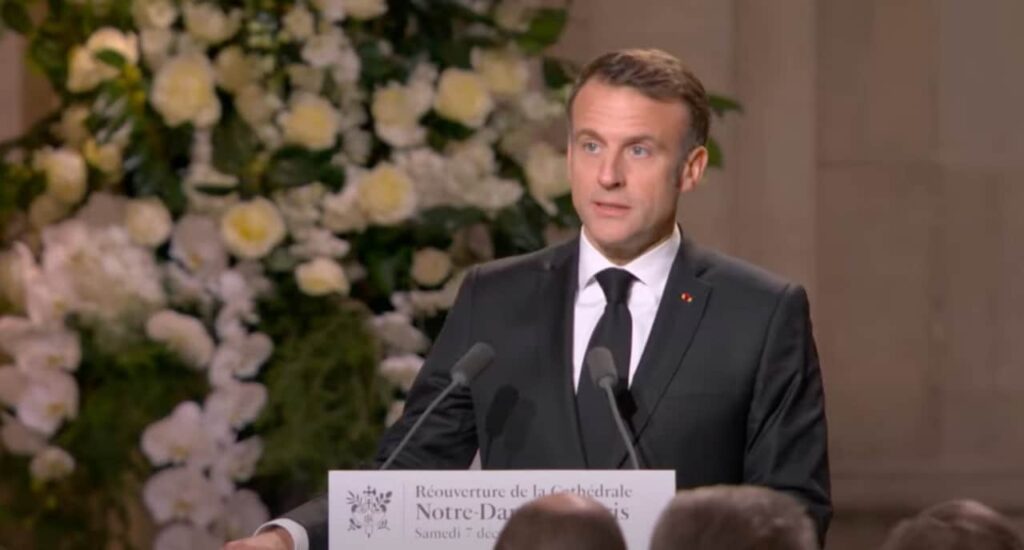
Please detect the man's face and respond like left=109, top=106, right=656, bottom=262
left=567, top=80, right=706, bottom=263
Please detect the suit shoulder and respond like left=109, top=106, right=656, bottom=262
left=472, top=239, right=574, bottom=281
left=694, top=244, right=803, bottom=299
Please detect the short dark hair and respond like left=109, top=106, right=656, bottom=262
left=567, top=48, right=711, bottom=149
left=881, top=500, right=1024, bottom=550
left=495, top=493, right=626, bottom=550
left=649, top=486, right=818, bottom=550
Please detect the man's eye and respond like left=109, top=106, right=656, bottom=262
left=582, top=141, right=600, bottom=154
left=630, top=145, right=651, bottom=157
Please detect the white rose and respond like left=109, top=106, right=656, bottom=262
left=341, top=127, right=373, bottom=165
left=66, top=27, right=140, bottom=92
left=132, top=0, right=178, bottom=29
left=29, top=446, right=75, bottom=482
left=356, top=163, right=417, bottom=226
left=282, top=4, right=315, bottom=41
left=379, top=354, right=423, bottom=392
left=146, top=309, right=215, bottom=369
left=151, top=53, right=221, bottom=127
left=433, top=68, right=494, bottom=128
left=34, top=148, right=87, bottom=205
left=278, top=93, right=340, bottom=150
left=220, top=198, right=287, bottom=260
left=495, top=1, right=533, bottom=32
left=236, top=84, right=282, bottom=127
left=215, top=46, right=263, bottom=94
left=372, top=81, right=432, bottom=148
left=346, top=0, right=387, bottom=19
left=82, top=138, right=123, bottom=177
left=330, top=47, right=362, bottom=84
left=124, top=198, right=173, bottom=247
left=471, top=47, right=530, bottom=98
left=411, top=248, right=452, bottom=287
left=311, top=0, right=345, bottom=22
left=525, top=142, right=570, bottom=213
left=321, top=182, right=368, bottom=234
left=139, top=27, right=174, bottom=69
left=372, top=312, right=429, bottom=355
left=183, top=2, right=242, bottom=45
left=286, top=63, right=324, bottom=94
left=55, top=105, right=91, bottom=148
left=301, top=29, right=345, bottom=68
left=295, top=257, right=349, bottom=296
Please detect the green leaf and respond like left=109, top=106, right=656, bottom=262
left=93, top=48, right=126, bottom=70
left=212, top=110, right=260, bottom=177
left=709, top=94, right=743, bottom=116
left=542, top=56, right=575, bottom=89
left=266, top=146, right=330, bottom=189
left=415, top=206, right=487, bottom=245
left=706, top=136, right=723, bottom=168
left=1, top=1, right=32, bottom=34
left=493, top=198, right=546, bottom=255
left=516, top=8, right=567, bottom=54
left=192, top=184, right=237, bottom=196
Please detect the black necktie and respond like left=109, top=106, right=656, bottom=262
left=576, top=268, right=635, bottom=468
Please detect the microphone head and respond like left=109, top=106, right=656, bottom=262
left=585, top=347, right=618, bottom=389
left=451, top=342, right=496, bottom=386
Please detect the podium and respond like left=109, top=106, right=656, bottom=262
left=329, top=470, right=675, bottom=549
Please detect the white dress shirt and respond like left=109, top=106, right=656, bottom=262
left=258, top=225, right=682, bottom=549
left=573, top=225, right=681, bottom=390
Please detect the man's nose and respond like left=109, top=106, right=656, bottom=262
left=597, top=153, right=623, bottom=188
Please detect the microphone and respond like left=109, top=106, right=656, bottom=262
left=585, top=347, right=642, bottom=470
left=380, top=342, right=495, bottom=470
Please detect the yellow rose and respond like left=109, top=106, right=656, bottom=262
left=345, top=0, right=388, bottom=19
left=525, top=142, right=570, bottom=214
left=214, top=46, right=263, bottom=94
left=183, top=2, right=241, bottom=45
left=294, top=257, right=350, bottom=296
left=411, top=248, right=452, bottom=287
left=433, top=68, right=494, bottom=128
left=356, top=164, right=417, bottom=226
left=278, top=93, right=340, bottom=151
left=28, top=194, right=71, bottom=229
left=471, top=47, right=530, bottom=97
left=151, top=53, right=221, bottom=127
left=56, top=105, right=91, bottom=148
left=67, top=27, right=140, bottom=92
left=220, top=198, right=287, bottom=259
left=124, top=198, right=173, bottom=247
left=83, top=139, right=124, bottom=177
left=372, top=82, right=431, bottom=147
left=235, top=84, right=282, bottom=127
left=34, top=148, right=87, bottom=205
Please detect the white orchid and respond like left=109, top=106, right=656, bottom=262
left=0, top=366, right=28, bottom=407
left=204, top=382, right=268, bottom=436
left=29, top=446, right=76, bottom=482
left=289, top=227, right=351, bottom=260
left=379, top=354, right=424, bottom=392
left=371, top=312, right=429, bottom=355
left=16, top=367, right=79, bottom=437
left=208, top=332, right=274, bottom=387
left=0, top=413, right=47, bottom=455
left=143, top=466, right=224, bottom=527
left=212, top=489, right=270, bottom=541
left=170, top=215, right=230, bottom=278
left=146, top=310, right=216, bottom=369
left=153, top=523, right=222, bottom=550
left=210, top=436, right=264, bottom=492
left=3, top=325, right=81, bottom=373
left=141, top=401, right=218, bottom=468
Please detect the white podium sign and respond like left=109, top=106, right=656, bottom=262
left=328, top=470, right=675, bottom=549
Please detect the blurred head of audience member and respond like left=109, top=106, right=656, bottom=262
left=649, top=485, right=818, bottom=550
left=494, top=492, right=627, bottom=550
left=881, top=499, right=1024, bottom=550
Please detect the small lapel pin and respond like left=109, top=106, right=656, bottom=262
left=680, top=292, right=694, bottom=303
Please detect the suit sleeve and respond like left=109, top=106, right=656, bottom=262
left=743, top=283, right=832, bottom=540
left=279, top=268, right=482, bottom=549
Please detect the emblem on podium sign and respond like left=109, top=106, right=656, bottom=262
left=347, top=486, right=393, bottom=538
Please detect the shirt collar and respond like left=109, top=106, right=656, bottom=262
left=577, top=225, right=681, bottom=297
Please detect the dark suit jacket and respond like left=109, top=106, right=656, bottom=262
left=284, top=235, right=831, bottom=548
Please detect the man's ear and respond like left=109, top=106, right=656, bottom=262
left=678, top=145, right=709, bottom=194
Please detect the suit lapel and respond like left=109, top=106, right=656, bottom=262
left=618, top=237, right=712, bottom=467
left=533, top=239, right=587, bottom=467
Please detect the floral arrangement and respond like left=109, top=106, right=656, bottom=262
left=0, top=0, right=738, bottom=547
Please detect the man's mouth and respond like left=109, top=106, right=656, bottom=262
left=592, top=200, right=630, bottom=215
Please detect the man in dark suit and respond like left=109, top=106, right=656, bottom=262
left=227, top=48, right=830, bottom=550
